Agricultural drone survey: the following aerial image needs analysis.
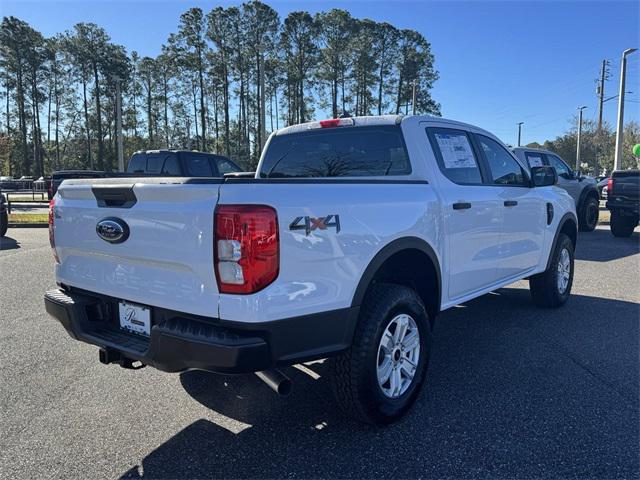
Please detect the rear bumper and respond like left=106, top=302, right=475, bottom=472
left=607, top=198, right=639, bottom=215
left=44, top=288, right=358, bottom=374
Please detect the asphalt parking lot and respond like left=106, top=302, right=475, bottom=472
left=1, top=227, right=638, bottom=479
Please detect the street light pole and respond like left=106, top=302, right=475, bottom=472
left=115, top=78, right=124, bottom=172
left=517, top=122, right=524, bottom=147
left=613, top=48, right=638, bottom=170
left=576, top=106, right=587, bottom=171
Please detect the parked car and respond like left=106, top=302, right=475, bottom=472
left=513, top=148, right=599, bottom=231
left=606, top=170, right=639, bottom=237
left=127, top=150, right=241, bottom=177
left=597, top=176, right=609, bottom=199
left=44, top=115, right=577, bottom=425
left=0, top=188, right=7, bottom=237
left=0, top=176, right=18, bottom=191
left=49, top=170, right=107, bottom=200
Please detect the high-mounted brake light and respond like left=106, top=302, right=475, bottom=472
left=49, top=199, right=59, bottom=264
left=214, top=205, right=279, bottom=294
left=607, top=177, right=614, bottom=196
left=308, top=118, right=355, bottom=130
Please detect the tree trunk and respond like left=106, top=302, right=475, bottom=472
left=192, top=81, right=199, bottom=150
left=147, top=78, right=153, bottom=147
left=377, top=61, right=385, bottom=116
left=54, top=67, right=60, bottom=169
left=81, top=65, right=92, bottom=169
left=92, top=61, right=104, bottom=170
left=395, top=73, right=403, bottom=115
left=163, top=74, right=169, bottom=148
left=197, top=49, right=206, bottom=151
left=16, top=60, right=30, bottom=175
left=222, top=62, right=230, bottom=157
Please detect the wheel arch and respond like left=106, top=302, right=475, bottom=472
left=545, top=212, right=578, bottom=270
left=351, top=237, right=442, bottom=323
left=577, top=185, right=599, bottom=210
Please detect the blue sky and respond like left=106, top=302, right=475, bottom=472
left=2, top=0, right=639, bottom=145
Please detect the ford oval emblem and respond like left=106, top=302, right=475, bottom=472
left=96, top=217, right=129, bottom=244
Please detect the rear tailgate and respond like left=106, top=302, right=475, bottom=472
left=54, top=178, right=222, bottom=317
left=611, top=170, right=640, bottom=201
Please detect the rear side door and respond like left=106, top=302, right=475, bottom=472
left=425, top=127, right=503, bottom=300
left=475, top=135, right=546, bottom=279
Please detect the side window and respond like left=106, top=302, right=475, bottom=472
left=184, top=154, right=213, bottom=177
left=427, top=128, right=482, bottom=185
left=477, top=135, right=527, bottom=186
left=216, top=158, right=240, bottom=175
left=162, top=155, right=181, bottom=175
left=127, top=154, right=145, bottom=173
left=525, top=152, right=545, bottom=168
left=547, top=154, right=571, bottom=179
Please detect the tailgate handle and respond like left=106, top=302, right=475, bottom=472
left=92, top=186, right=137, bottom=208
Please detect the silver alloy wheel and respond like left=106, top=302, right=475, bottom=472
left=376, top=313, right=420, bottom=399
left=557, top=248, right=571, bottom=294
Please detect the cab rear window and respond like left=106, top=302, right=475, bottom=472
left=260, top=125, right=411, bottom=178
left=127, top=152, right=180, bottom=174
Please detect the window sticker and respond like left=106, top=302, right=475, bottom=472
left=435, top=133, right=477, bottom=169
left=527, top=154, right=544, bottom=167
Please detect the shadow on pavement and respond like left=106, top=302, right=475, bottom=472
left=575, top=228, right=639, bottom=262
left=120, top=288, right=639, bottom=479
left=0, top=236, right=20, bottom=251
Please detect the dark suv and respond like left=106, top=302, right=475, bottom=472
left=127, top=150, right=240, bottom=177
left=513, top=147, right=600, bottom=231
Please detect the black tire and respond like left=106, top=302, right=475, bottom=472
left=331, top=283, right=432, bottom=425
left=0, top=210, right=7, bottom=237
left=529, top=233, right=574, bottom=308
left=578, top=195, right=599, bottom=232
left=610, top=212, right=638, bottom=238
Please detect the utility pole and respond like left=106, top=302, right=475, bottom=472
left=614, top=48, right=638, bottom=170
left=411, top=79, right=418, bottom=115
left=576, top=106, right=587, bottom=171
left=115, top=78, right=124, bottom=172
left=258, top=45, right=267, bottom=153
left=517, top=122, right=524, bottom=147
left=595, top=60, right=609, bottom=177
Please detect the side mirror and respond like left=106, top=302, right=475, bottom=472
left=531, top=165, right=557, bottom=187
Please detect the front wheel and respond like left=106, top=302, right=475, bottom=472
left=331, top=283, right=432, bottom=425
left=579, top=196, right=599, bottom=232
left=529, top=233, right=574, bottom=308
left=0, top=210, right=8, bottom=237
left=610, top=212, right=638, bottom=238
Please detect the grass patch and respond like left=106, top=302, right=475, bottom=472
left=8, top=213, right=48, bottom=224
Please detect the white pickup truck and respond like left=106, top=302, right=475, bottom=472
left=45, top=115, right=577, bottom=424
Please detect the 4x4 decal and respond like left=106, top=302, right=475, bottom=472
left=289, top=215, right=341, bottom=235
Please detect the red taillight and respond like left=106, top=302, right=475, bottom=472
left=214, top=205, right=279, bottom=294
left=319, top=119, right=341, bottom=128
left=607, top=177, right=614, bottom=195
left=49, top=199, right=59, bottom=264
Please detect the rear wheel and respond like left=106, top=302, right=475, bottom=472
left=529, top=233, right=574, bottom=308
left=610, top=212, right=638, bottom=238
left=579, top=195, right=599, bottom=232
left=331, top=283, right=431, bottom=424
left=0, top=210, right=7, bottom=237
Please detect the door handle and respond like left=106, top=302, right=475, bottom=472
left=504, top=200, right=518, bottom=207
left=453, top=202, right=472, bottom=210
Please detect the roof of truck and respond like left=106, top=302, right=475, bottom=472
left=273, top=114, right=498, bottom=139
